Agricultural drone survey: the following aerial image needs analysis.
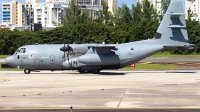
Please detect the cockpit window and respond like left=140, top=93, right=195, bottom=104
left=16, top=48, right=26, bottom=53
left=16, top=49, right=19, bottom=52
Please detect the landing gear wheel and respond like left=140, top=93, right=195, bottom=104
left=24, top=69, right=31, bottom=74
left=93, top=70, right=100, bottom=74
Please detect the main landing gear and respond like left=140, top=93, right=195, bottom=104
left=78, top=70, right=100, bottom=74
left=24, top=69, right=31, bottom=74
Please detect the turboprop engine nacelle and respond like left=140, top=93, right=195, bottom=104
left=71, top=46, right=88, bottom=54
left=78, top=54, right=123, bottom=65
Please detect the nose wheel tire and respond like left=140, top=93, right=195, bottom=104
left=24, top=69, right=31, bottom=74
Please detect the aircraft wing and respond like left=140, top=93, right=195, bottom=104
left=86, top=45, right=118, bottom=54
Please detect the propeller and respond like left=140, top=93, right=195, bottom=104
left=60, top=43, right=72, bottom=61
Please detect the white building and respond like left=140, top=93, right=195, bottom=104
left=67, top=0, right=117, bottom=14
left=46, top=0, right=68, bottom=3
left=138, top=0, right=162, bottom=14
left=26, top=0, right=40, bottom=4
left=33, top=2, right=68, bottom=27
left=1, top=0, right=115, bottom=28
left=185, top=0, right=200, bottom=21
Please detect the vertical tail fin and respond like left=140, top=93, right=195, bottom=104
left=155, top=1, right=189, bottom=46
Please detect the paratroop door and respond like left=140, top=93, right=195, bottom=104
left=34, top=59, right=40, bottom=68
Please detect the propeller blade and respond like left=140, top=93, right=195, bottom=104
left=60, top=43, right=72, bottom=62
left=67, top=52, right=69, bottom=61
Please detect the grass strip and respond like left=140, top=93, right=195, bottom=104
left=0, top=55, right=9, bottom=59
left=0, top=66, right=23, bottom=71
left=151, top=52, right=200, bottom=58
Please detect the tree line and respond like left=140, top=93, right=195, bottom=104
left=0, top=0, right=199, bottom=55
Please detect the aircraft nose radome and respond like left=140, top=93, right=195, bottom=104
left=5, top=56, right=16, bottom=67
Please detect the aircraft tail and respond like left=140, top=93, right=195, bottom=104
left=154, top=1, right=194, bottom=49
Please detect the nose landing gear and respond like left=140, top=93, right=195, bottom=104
left=24, top=69, right=31, bottom=74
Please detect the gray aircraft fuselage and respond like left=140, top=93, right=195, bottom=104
left=6, top=39, right=163, bottom=71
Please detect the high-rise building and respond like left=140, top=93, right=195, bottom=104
left=46, top=0, right=67, bottom=2
left=33, top=2, right=68, bottom=27
left=1, top=0, right=117, bottom=28
left=1, top=0, right=36, bottom=26
left=68, top=0, right=117, bottom=14
left=138, top=0, right=162, bottom=14
left=26, top=0, right=40, bottom=4
left=2, top=2, right=11, bottom=24
left=10, top=1, right=19, bottom=25
left=105, top=0, right=118, bottom=13
left=21, top=3, right=34, bottom=26
left=185, top=0, right=200, bottom=20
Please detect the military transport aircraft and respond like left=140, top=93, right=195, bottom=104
left=5, top=1, right=194, bottom=74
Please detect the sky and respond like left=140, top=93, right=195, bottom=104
left=0, top=0, right=183, bottom=24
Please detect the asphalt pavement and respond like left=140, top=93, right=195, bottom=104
left=0, top=70, right=200, bottom=111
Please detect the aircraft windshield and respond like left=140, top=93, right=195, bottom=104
left=16, top=48, right=26, bottom=53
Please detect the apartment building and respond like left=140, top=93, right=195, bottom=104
left=1, top=0, right=39, bottom=26
left=45, top=0, right=104, bottom=20
left=33, top=2, right=68, bottom=27
left=106, top=0, right=118, bottom=13
left=185, top=0, right=200, bottom=20
left=46, top=0, right=68, bottom=2
left=22, top=3, right=34, bottom=26
left=26, top=0, right=40, bottom=4
left=2, top=2, right=11, bottom=24
left=1, top=0, right=117, bottom=27
left=66, top=0, right=117, bottom=13
left=10, top=1, right=21, bottom=25
left=138, top=0, right=162, bottom=14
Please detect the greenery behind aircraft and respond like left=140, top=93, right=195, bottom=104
left=0, top=0, right=198, bottom=55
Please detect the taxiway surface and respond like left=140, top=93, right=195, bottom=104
left=0, top=70, right=200, bottom=110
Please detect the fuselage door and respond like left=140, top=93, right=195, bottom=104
left=34, top=59, right=40, bottom=68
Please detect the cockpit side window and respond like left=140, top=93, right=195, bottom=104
left=23, top=48, right=26, bottom=53
left=20, top=49, right=23, bottom=53
left=16, top=49, right=20, bottom=53
left=16, top=48, right=26, bottom=53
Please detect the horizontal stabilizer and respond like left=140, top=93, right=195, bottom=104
left=167, top=25, right=186, bottom=28
left=167, top=13, right=185, bottom=16
left=167, top=13, right=185, bottom=18
left=163, top=44, right=195, bottom=49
